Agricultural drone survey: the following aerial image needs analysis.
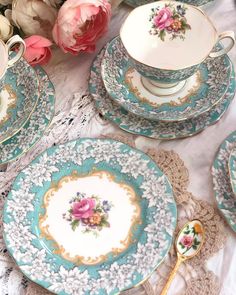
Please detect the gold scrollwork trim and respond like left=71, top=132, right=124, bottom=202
left=124, top=68, right=202, bottom=107
left=39, top=170, right=141, bottom=265
left=0, top=84, right=17, bottom=127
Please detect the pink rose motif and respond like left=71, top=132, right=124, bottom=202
left=23, top=35, right=52, bottom=66
left=52, top=0, right=111, bottom=55
left=153, top=7, right=174, bottom=30
left=180, top=235, right=194, bottom=248
left=72, top=198, right=96, bottom=220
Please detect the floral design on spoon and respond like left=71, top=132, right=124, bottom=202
left=149, top=3, right=191, bottom=41
left=63, top=192, right=113, bottom=236
left=178, top=222, right=202, bottom=255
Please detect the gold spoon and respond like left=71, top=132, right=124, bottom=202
left=160, top=219, right=205, bottom=295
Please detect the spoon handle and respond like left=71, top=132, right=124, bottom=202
left=160, top=255, right=183, bottom=295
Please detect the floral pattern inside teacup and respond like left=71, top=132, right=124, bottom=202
left=177, top=221, right=203, bottom=256
left=63, top=192, right=113, bottom=236
left=149, top=3, right=191, bottom=41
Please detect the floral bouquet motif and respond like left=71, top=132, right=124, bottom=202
left=63, top=192, right=113, bottom=236
left=178, top=222, right=202, bottom=255
left=149, top=3, right=191, bottom=41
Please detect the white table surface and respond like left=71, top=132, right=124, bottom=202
left=1, top=0, right=235, bottom=294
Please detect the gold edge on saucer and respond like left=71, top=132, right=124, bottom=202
left=0, top=63, right=41, bottom=145
left=0, top=69, right=55, bottom=165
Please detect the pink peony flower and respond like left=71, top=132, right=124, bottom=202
left=23, top=35, right=52, bottom=66
left=154, top=7, right=174, bottom=30
left=52, top=0, right=111, bottom=55
left=72, top=198, right=96, bottom=219
left=180, top=235, right=194, bottom=248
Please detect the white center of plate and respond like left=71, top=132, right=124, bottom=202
left=39, top=170, right=141, bottom=265
left=0, top=85, right=17, bottom=126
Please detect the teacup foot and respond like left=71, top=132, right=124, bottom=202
left=141, top=77, right=186, bottom=96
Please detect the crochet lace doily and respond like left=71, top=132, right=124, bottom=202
left=0, top=95, right=226, bottom=295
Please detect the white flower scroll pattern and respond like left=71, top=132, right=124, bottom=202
left=3, top=138, right=177, bottom=295
left=212, top=131, right=236, bottom=232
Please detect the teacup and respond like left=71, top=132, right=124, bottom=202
left=120, top=1, right=235, bottom=95
left=0, top=35, right=26, bottom=91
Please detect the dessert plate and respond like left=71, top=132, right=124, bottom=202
left=0, top=66, right=55, bottom=165
left=0, top=57, right=39, bottom=143
left=228, top=148, right=236, bottom=195
left=212, top=131, right=236, bottom=232
left=124, top=0, right=214, bottom=8
left=90, top=49, right=235, bottom=140
left=101, top=36, right=231, bottom=122
left=3, top=138, right=177, bottom=294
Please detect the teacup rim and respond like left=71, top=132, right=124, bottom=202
left=120, top=1, right=218, bottom=71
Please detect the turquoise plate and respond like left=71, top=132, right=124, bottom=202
left=90, top=48, right=235, bottom=140
left=124, top=0, right=214, bottom=8
left=212, top=131, right=236, bottom=232
left=229, top=148, right=236, bottom=195
left=3, top=138, right=177, bottom=294
left=0, top=57, right=39, bottom=143
left=0, top=66, right=55, bottom=165
left=101, top=36, right=231, bottom=122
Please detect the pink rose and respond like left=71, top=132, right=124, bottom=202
left=180, top=236, right=194, bottom=248
left=154, top=7, right=173, bottom=30
left=72, top=198, right=96, bottom=219
left=52, top=0, right=111, bottom=55
left=23, top=35, right=52, bottom=66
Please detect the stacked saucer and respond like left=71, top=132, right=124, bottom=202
left=89, top=2, right=235, bottom=140
left=0, top=58, right=55, bottom=165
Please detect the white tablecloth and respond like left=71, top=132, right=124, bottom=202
left=1, top=0, right=236, bottom=294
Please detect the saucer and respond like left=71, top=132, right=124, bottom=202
left=228, top=148, right=236, bottom=195
left=0, top=57, right=39, bottom=143
left=3, top=138, right=177, bottom=294
left=0, top=66, right=55, bottom=165
left=101, top=36, right=231, bottom=122
left=124, top=0, right=214, bottom=8
left=90, top=48, right=235, bottom=140
left=212, top=131, right=236, bottom=232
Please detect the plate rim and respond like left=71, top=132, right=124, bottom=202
left=0, top=66, right=55, bottom=165
left=3, top=137, right=177, bottom=294
left=0, top=58, right=40, bottom=144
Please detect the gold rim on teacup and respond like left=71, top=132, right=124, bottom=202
left=120, top=1, right=235, bottom=95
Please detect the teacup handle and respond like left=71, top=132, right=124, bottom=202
left=209, top=31, right=235, bottom=58
left=6, top=35, right=26, bottom=68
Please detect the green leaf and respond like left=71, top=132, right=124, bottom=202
left=159, top=30, right=166, bottom=41
left=192, top=245, right=197, bottom=250
left=178, top=243, right=185, bottom=249
left=184, top=230, right=190, bottom=234
left=95, top=208, right=102, bottom=213
left=71, top=220, right=79, bottom=231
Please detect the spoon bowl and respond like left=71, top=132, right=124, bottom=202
left=160, top=219, right=205, bottom=295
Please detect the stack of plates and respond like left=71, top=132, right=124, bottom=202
left=0, top=59, right=55, bottom=165
left=89, top=36, right=235, bottom=140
